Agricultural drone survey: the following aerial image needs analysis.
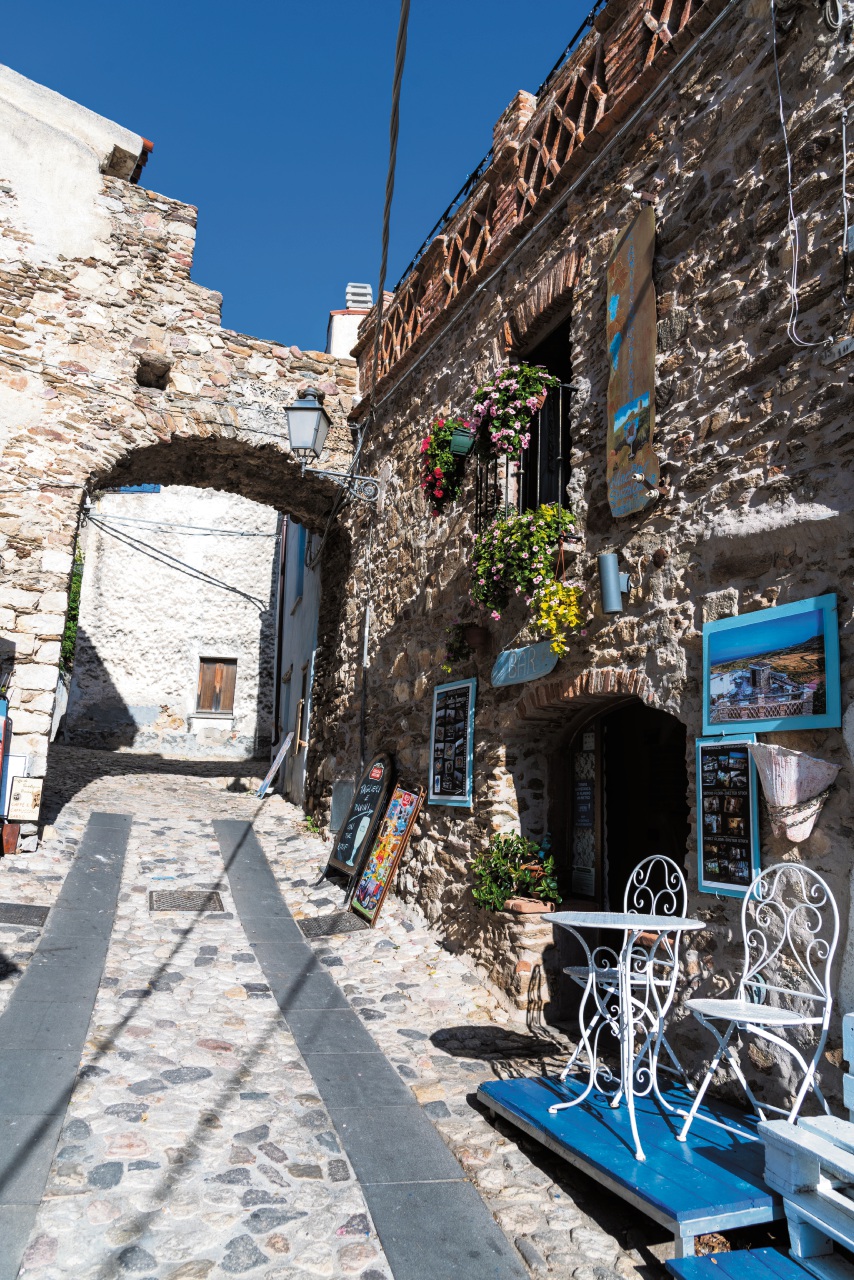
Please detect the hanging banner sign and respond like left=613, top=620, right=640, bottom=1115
left=491, top=641, right=559, bottom=687
left=605, top=205, right=661, bottom=518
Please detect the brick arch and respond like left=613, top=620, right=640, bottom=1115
left=510, top=665, right=659, bottom=741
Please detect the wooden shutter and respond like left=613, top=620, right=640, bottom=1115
left=197, top=659, right=237, bottom=713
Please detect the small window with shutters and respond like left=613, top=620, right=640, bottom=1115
left=196, top=659, right=237, bottom=714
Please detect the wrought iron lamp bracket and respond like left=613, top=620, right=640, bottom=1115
left=299, top=462, right=379, bottom=505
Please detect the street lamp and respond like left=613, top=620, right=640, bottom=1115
left=285, top=387, right=378, bottom=505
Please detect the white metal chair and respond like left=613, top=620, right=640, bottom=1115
left=559, top=855, right=692, bottom=1106
left=677, top=863, right=839, bottom=1142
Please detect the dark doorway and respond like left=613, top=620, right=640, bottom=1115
left=545, top=700, right=689, bottom=1024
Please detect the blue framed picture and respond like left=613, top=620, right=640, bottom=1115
left=428, top=678, right=476, bottom=808
left=702, top=594, right=840, bottom=736
left=696, top=735, right=760, bottom=898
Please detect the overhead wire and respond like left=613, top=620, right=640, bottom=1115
left=90, top=512, right=277, bottom=537
left=308, top=0, right=410, bottom=572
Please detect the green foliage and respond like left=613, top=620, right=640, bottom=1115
left=419, top=417, right=468, bottom=516
left=440, top=622, right=473, bottom=674
left=303, top=813, right=322, bottom=836
left=470, top=504, right=584, bottom=654
left=471, top=832, right=561, bottom=912
left=60, top=554, right=84, bottom=671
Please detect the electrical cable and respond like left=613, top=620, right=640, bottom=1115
left=770, top=0, right=823, bottom=347
left=842, top=106, right=853, bottom=309
left=91, top=512, right=277, bottom=537
left=308, top=0, right=410, bottom=572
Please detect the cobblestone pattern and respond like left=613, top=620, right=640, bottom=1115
left=1, top=750, right=667, bottom=1279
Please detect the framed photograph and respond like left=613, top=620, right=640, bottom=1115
left=350, top=784, right=424, bottom=927
left=428, top=678, right=476, bottom=807
left=703, top=594, right=840, bottom=736
left=696, top=735, right=760, bottom=897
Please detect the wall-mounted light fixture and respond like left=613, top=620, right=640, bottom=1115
left=285, top=388, right=379, bottom=504
left=598, top=553, right=631, bottom=614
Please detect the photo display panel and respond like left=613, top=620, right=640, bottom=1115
left=428, top=678, right=476, bottom=808
left=325, top=752, right=394, bottom=878
left=696, top=735, right=760, bottom=897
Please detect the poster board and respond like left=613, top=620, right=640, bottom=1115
left=350, top=784, right=424, bottom=926
left=8, top=777, right=42, bottom=823
left=696, top=735, right=760, bottom=898
left=428, top=678, right=476, bottom=808
left=702, top=594, right=841, bottom=736
left=325, top=752, right=394, bottom=878
left=605, top=205, right=661, bottom=518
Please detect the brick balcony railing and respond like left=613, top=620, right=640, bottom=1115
left=352, top=0, right=725, bottom=405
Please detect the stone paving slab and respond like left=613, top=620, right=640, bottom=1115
left=0, top=748, right=668, bottom=1279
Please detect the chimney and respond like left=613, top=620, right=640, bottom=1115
left=327, top=283, right=375, bottom=358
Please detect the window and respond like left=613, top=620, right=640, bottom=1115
left=196, top=659, right=237, bottom=714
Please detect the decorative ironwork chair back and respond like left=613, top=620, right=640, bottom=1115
left=738, top=863, right=838, bottom=1027
left=624, top=854, right=687, bottom=919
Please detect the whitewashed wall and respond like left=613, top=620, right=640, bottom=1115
left=64, top=486, right=280, bottom=758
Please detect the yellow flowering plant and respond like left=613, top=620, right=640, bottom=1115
left=470, top=503, right=585, bottom=654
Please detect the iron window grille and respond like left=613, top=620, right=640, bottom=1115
left=475, top=382, right=572, bottom=532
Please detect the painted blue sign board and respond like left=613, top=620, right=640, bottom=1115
left=491, top=641, right=558, bottom=688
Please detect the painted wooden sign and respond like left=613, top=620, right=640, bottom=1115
left=428, top=678, right=475, bottom=808
left=606, top=205, right=660, bottom=518
left=7, top=777, right=43, bottom=823
left=350, top=784, right=424, bottom=927
left=256, top=732, right=294, bottom=798
left=491, top=641, right=559, bottom=687
left=325, top=751, right=394, bottom=877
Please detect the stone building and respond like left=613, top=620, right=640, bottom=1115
left=301, top=0, right=854, bottom=1107
left=63, top=485, right=280, bottom=757
left=0, top=61, right=358, bottom=845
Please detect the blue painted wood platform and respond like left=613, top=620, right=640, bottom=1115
left=668, top=1248, right=811, bottom=1280
left=477, top=1076, right=783, bottom=1256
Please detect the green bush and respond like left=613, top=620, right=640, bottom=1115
left=60, top=554, right=83, bottom=671
left=471, top=832, right=560, bottom=912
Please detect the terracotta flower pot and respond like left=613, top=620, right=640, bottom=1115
left=503, top=897, right=555, bottom=914
left=532, top=389, right=548, bottom=413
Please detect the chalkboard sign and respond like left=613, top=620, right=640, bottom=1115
left=350, top=784, right=424, bottom=927
left=428, top=678, right=476, bottom=808
left=696, top=735, right=760, bottom=898
left=325, top=752, right=394, bottom=878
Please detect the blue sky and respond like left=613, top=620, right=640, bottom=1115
left=708, top=608, right=825, bottom=667
left=4, top=0, right=593, bottom=352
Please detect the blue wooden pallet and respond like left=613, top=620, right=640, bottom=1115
left=477, top=1076, right=783, bottom=1256
left=668, top=1248, right=812, bottom=1280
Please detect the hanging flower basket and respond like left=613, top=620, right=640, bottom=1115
left=470, top=363, right=559, bottom=460
left=418, top=417, right=468, bottom=517
left=449, top=425, right=476, bottom=456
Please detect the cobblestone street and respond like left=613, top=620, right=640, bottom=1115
left=0, top=748, right=667, bottom=1280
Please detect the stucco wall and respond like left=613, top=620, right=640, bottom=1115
left=64, top=487, right=279, bottom=757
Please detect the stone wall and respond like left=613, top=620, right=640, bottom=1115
left=0, top=67, right=358, bottom=793
left=307, top=0, right=854, bottom=1107
left=64, top=486, right=280, bottom=758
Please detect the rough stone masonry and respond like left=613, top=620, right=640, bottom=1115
left=0, top=61, right=357, bottom=795
left=304, top=0, right=854, bottom=1107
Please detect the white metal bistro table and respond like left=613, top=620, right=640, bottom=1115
left=549, top=910, right=706, bottom=1161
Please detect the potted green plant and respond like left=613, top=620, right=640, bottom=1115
left=419, top=417, right=468, bottom=516
left=470, top=363, right=559, bottom=460
left=471, top=833, right=560, bottom=913
left=469, top=504, right=585, bottom=656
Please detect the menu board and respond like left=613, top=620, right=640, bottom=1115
left=696, top=735, right=760, bottom=898
left=350, top=784, right=424, bottom=926
left=428, top=678, right=476, bottom=808
left=325, top=752, right=394, bottom=878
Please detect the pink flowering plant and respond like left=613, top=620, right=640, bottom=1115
left=419, top=417, right=468, bottom=516
left=470, top=504, right=584, bottom=656
left=471, top=363, right=560, bottom=459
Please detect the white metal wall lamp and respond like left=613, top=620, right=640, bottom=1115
left=285, top=388, right=379, bottom=504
